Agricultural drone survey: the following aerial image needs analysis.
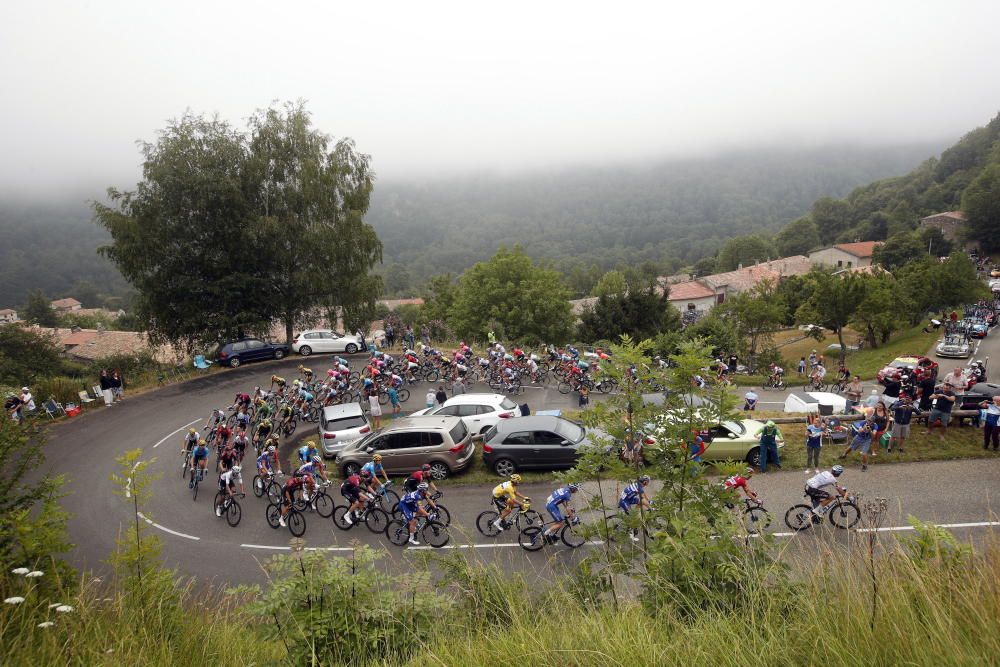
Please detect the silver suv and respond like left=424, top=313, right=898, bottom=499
left=334, top=416, right=474, bottom=480
left=320, top=403, right=371, bottom=458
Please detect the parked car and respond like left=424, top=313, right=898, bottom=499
left=216, top=338, right=289, bottom=368
left=334, top=416, right=474, bottom=479
left=963, top=318, right=989, bottom=339
left=935, top=335, right=972, bottom=359
left=292, top=329, right=365, bottom=356
left=482, top=415, right=601, bottom=476
left=410, top=393, right=521, bottom=435
left=319, top=403, right=371, bottom=458
left=876, top=355, right=939, bottom=386
left=645, top=416, right=782, bottom=468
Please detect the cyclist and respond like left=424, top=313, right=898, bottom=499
left=271, top=375, right=287, bottom=395
left=618, top=475, right=653, bottom=542
left=403, top=464, right=439, bottom=494
left=254, top=398, right=273, bottom=421
left=253, top=418, right=273, bottom=450
left=295, top=455, right=329, bottom=484
left=276, top=401, right=294, bottom=433
left=278, top=473, right=315, bottom=527
left=203, top=408, right=226, bottom=430
left=542, top=483, right=579, bottom=543
left=298, top=364, right=314, bottom=383
left=256, top=444, right=282, bottom=479
left=232, top=428, right=251, bottom=463
left=215, top=465, right=243, bottom=516
left=218, top=443, right=238, bottom=476
left=189, top=438, right=211, bottom=488
left=361, top=454, right=390, bottom=492
left=491, top=474, right=531, bottom=531
left=805, top=465, right=847, bottom=516
left=767, top=363, right=784, bottom=387
left=233, top=407, right=252, bottom=432
left=231, top=391, right=251, bottom=413
left=810, top=361, right=827, bottom=389
left=339, top=473, right=371, bottom=526
left=212, top=422, right=232, bottom=451
left=297, top=441, right=320, bottom=466
left=181, top=427, right=199, bottom=467
left=398, top=482, right=439, bottom=546
left=723, top=468, right=760, bottom=504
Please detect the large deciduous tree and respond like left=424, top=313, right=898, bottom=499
left=21, top=289, right=59, bottom=327
left=578, top=282, right=680, bottom=343
left=796, top=270, right=865, bottom=362
left=962, top=161, right=1000, bottom=251
left=775, top=216, right=821, bottom=257
left=717, top=281, right=787, bottom=365
left=448, top=246, right=573, bottom=344
left=715, top=235, right=776, bottom=272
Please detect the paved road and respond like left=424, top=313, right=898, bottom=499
left=42, top=353, right=1000, bottom=586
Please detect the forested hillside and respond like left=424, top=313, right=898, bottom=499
left=367, top=143, right=941, bottom=295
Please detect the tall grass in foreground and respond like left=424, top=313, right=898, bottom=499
left=404, top=538, right=1000, bottom=667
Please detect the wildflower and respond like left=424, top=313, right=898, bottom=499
left=37, top=621, right=55, bottom=629
left=11, top=567, right=30, bottom=576
left=25, top=571, right=44, bottom=578
left=55, top=605, right=74, bottom=613
left=4, top=597, right=25, bottom=605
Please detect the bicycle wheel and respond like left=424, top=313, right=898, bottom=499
left=192, top=477, right=200, bottom=502
left=265, top=503, right=281, bottom=529
left=424, top=369, right=439, bottom=383
left=386, top=519, right=410, bottom=546
left=378, top=392, right=389, bottom=406
left=429, top=504, right=451, bottom=526
left=226, top=501, right=242, bottom=527
left=266, top=482, right=281, bottom=504
left=397, top=388, right=410, bottom=403
left=364, top=507, right=390, bottom=534
left=286, top=420, right=297, bottom=437
left=287, top=510, right=306, bottom=537
left=252, top=475, right=265, bottom=498
left=308, top=406, right=321, bottom=422
left=214, top=491, right=225, bottom=514
left=313, top=493, right=334, bottom=518
left=518, top=509, right=543, bottom=528
left=518, top=526, right=545, bottom=551
left=743, top=506, right=772, bottom=534
left=828, top=501, right=860, bottom=529
left=476, top=510, right=501, bottom=536
left=557, top=522, right=583, bottom=548
left=182, top=454, right=190, bottom=479
left=784, top=504, right=816, bottom=532
left=332, top=505, right=355, bottom=530
left=421, top=520, right=450, bottom=548
left=375, top=489, right=400, bottom=511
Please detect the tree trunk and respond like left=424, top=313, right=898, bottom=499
left=837, top=327, right=846, bottom=364
left=866, top=324, right=877, bottom=350
left=284, top=313, right=295, bottom=346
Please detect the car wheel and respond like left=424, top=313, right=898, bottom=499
left=428, top=462, right=450, bottom=480
left=299, top=346, right=312, bottom=356
left=745, top=447, right=761, bottom=468
left=342, top=462, right=361, bottom=477
left=493, top=458, right=516, bottom=477
left=229, top=358, right=241, bottom=368
left=345, top=343, right=359, bottom=354
left=274, top=349, right=285, bottom=360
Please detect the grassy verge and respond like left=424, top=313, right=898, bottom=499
left=842, top=323, right=939, bottom=379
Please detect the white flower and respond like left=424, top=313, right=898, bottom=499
left=37, top=621, right=55, bottom=628
left=25, top=571, right=43, bottom=578
left=11, top=567, right=30, bottom=576
left=55, top=605, right=74, bottom=613
left=4, top=597, right=25, bottom=605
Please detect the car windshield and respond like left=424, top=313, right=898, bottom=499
left=722, top=421, right=745, bottom=436
left=889, top=360, right=914, bottom=368
left=449, top=421, right=468, bottom=444
left=500, top=398, right=518, bottom=410
left=327, top=415, right=367, bottom=431
left=483, top=425, right=498, bottom=441
left=553, top=420, right=585, bottom=443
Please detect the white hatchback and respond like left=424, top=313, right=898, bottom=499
left=411, top=393, right=521, bottom=435
left=319, top=403, right=372, bottom=457
left=293, top=329, right=365, bottom=356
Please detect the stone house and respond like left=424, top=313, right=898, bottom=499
left=808, top=242, right=881, bottom=269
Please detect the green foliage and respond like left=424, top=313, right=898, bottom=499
left=683, top=313, right=740, bottom=357
left=578, top=284, right=681, bottom=342
left=811, top=196, right=853, bottom=243
left=962, top=160, right=1000, bottom=250
left=591, top=269, right=626, bottom=298
left=717, top=281, right=787, bottom=363
left=420, top=273, right=457, bottom=323
left=775, top=215, right=821, bottom=256
left=897, top=253, right=987, bottom=315
left=448, top=246, right=573, bottom=344
left=873, top=230, right=925, bottom=269
left=235, top=546, right=446, bottom=666
left=0, top=325, right=64, bottom=385
left=21, top=289, right=59, bottom=326
left=796, top=270, right=865, bottom=360
left=900, top=516, right=972, bottom=571
left=850, top=274, right=911, bottom=347
left=715, top=234, right=777, bottom=272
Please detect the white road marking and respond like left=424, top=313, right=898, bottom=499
left=153, top=419, right=201, bottom=448
left=136, top=512, right=200, bottom=540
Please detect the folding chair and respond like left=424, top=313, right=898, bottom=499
left=193, top=355, right=213, bottom=370
left=43, top=399, right=65, bottom=419
left=78, top=390, right=95, bottom=405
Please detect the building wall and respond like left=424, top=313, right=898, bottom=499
left=809, top=247, right=871, bottom=269
left=920, top=215, right=963, bottom=243
left=667, top=295, right=716, bottom=314
left=0, top=311, right=17, bottom=323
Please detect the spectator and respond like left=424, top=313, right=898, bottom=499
left=387, top=384, right=401, bottom=417
left=805, top=422, right=825, bottom=474
left=727, top=352, right=738, bottom=374
left=743, top=389, right=758, bottom=411
left=917, top=375, right=936, bottom=412
left=840, top=416, right=875, bottom=471
left=808, top=350, right=818, bottom=368
left=385, top=322, right=395, bottom=349
left=435, top=385, right=447, bottom=406
left=420, top=324, right=431, bottom=347
left=452, top=376, right=466, bottom=396
left=889, top=394, right=919, bottom=454
left=19, top=387, right=36, bottom=417
left=881, top=374, right=902, bottom=403
left=942, top=367, right=966, bottom=393
left=99, top=369, right=114, bottom=407
left=979, top=395, right=1000, bottom=452
left=797, top=357, right=806, bottom=375
left=923, top=385, right=956, bottom=440
left=754, top=420, right=783, bottom=472
left=367, top=387, right=382, bottom=430
left=111, top=369, right=124, bottom=402
left=869, top=402, right=889, bottom=456
left=578, top=385, right=590, bottom=409
left=845, top=376, right=863, bottom=411
left=424, top=388, right=435, bottom=409
left=5, top=392, right=23, bottom=423
left=404, top=325, right=416, bottom=350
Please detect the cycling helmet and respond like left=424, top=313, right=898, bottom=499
left=567, top=483, right=579, bottom=492
left=311, top=455, right=322, bottom=464
left=372, top=454, right=382, bottom=462
left=360, top=469, right=372, bottom=479
left=639, top=475, right=651, bottom=483
left=261, top=418, right=271, bottom=427
left=421, top=463, right=432, bottom=472
left=416, top=482, right=429, bottom=491
left=231, top=465, right=241, bottom=474
left=267, top=445, right=276, bottom=453
left=188, top=427, right=197, bottom=434
left=327, top=369, right=335, bottom=377
left=831, top=465, right=844, bottom=476
left=509, top=474, right=522, bottom=483
left=198, top=438, right=207, bottom=445
left=305, top=440, right=317, bottom=449
left=745, top=467, right=754, bottom=476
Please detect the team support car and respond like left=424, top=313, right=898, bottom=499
left=935, top=335, right=973, bottom=359
left=292, top=329, right=365, bottom=356
left=962, top=318, right=989, bottom=339
left=876, top=355, right=939, bottom=386
left=216, top=338, right=289, bottom=368
left=410, top=393, right=521, bottom=435
left=645, top=416, right=782, bottom=468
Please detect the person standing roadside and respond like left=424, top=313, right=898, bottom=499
left=420, top=324, right=431, bottom=347
left=99, top=369, right=114, bottom=407
left=387, top=384, right=401, bottom=418
left=942, top=367, right=966, bottom=393
left=845, top=376, right=863, bottom=411
left=889, top=394, right=919, bottom=454
left=404, top=325, right=416, bottom=351
left=578, top=385, right=590, bottom=409
left=798, top=357, right=806, bottom=376
left=754, top=420, right=783, bottom=472
left=367, top=386, right=382, bottom=430
left=435, top=385, right=447, bottom=406
left=923, top=385, right=956, bottom=440
left=424, top=388, right=435, bottom=410
left=19, top=387, right=36, bottom=417
left=979, top=395, right=1000, bottom=451
left=385, top=322, right=395, bottom=350
left=111, top=369, right=124, bottom=402
left=805, top=422, right=825, bottom=474
left=452, top=376, right=466, bottom=396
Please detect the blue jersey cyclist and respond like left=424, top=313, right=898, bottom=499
left=618, top=476, right=652, bottom=513
left=398, top=483, right=439, bottom=546
left=542, top=483, right=579, bottom=543
left=361, top=454, right=390, bottom=490
left=295, top=456, right=329, bottom=484
left=256, top=445, right=282, bottom=478
left=189, top=439, right=210, bottom=488
left=297, top=441, right=320, bottom=465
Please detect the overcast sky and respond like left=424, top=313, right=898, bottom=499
left=2, top=0, right=999, bottom=195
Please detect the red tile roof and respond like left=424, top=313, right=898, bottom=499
left=666, top=280, right=716, bottom=301
left=833, top=241, right=881, bottom=258
left=60, top=331, right=99, bottom=347
left=50, top=298, right=82, bottom=309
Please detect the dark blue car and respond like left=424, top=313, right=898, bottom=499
left=217, top=338, right=289, bottom=368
